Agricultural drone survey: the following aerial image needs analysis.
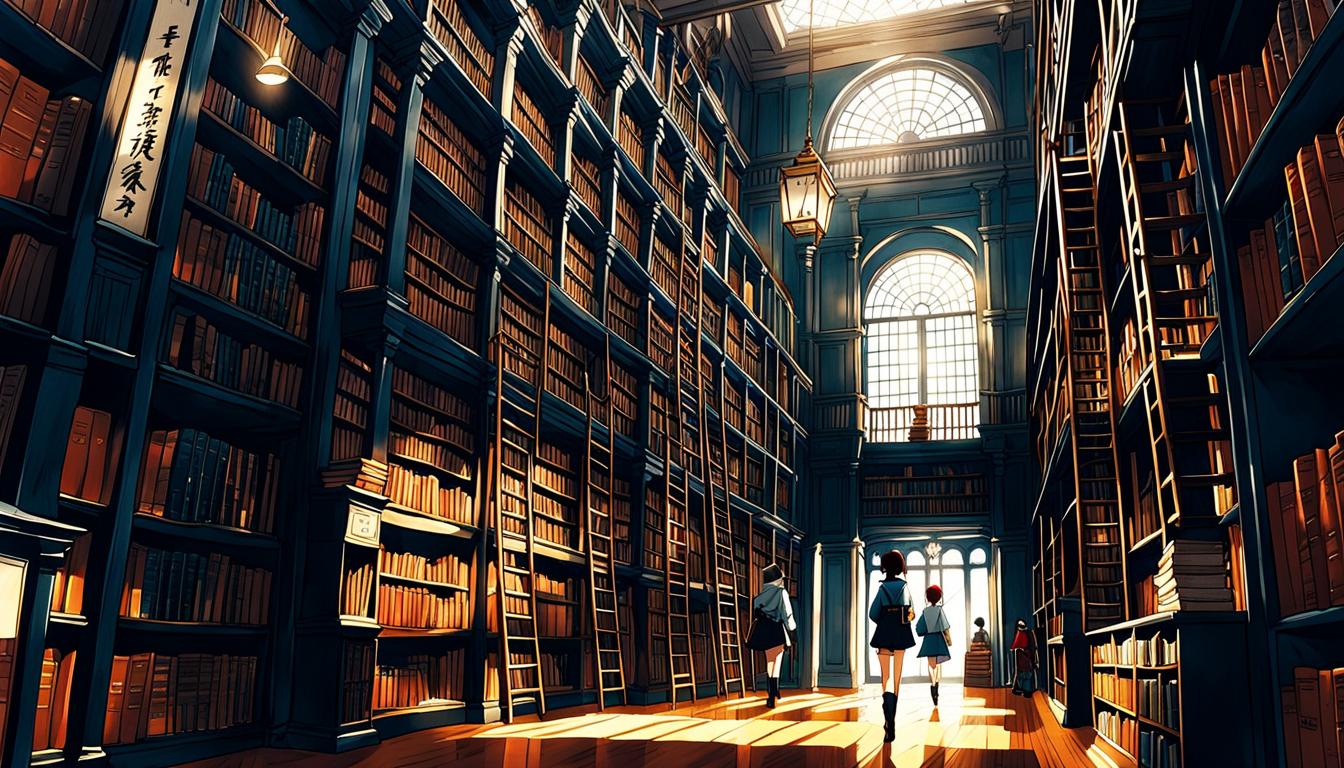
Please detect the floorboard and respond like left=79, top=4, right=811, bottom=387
left=183, top=685, right=1135, bottom=768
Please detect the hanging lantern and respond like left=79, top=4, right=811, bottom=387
left=779, top=0, right=836, bottom=243
left=779, top=137, right=837, bottom=242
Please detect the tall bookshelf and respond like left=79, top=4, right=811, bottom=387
left=0, top=0, right=810, bottom=764
left=1029, top=0, right=1344, bottom=765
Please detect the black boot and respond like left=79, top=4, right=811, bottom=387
left=881, top=692, right=897, bottom=742
left=933, top=682, right=940, bottom=706
left=771, top=676, right=782, bottom=702
left=766, top=678, right=777, bottom=709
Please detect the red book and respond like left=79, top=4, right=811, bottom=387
left=121, top=653, right=152, bottom=745
left=59, top=406, right=94, bottom=498
left=1319, top=446, right=1344, bottom=606
left=1317, top=134, right=1344, bottom=254
left=1287, top=161, right=1323, bottom=281
left=103, top=656, right=129, bottom=744
left=80, top=407, right=113, bottom=504
left=1298, top=146, right=1339, bottom=264
left=0, top=76, right=50, bottom=196
left=32, top=648, right=56, bottom=749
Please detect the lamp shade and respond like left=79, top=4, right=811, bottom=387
left=255, top=54, right=291, bottom=85
left=779, top=138, right=836, bottom=242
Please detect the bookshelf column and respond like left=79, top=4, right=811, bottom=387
left=305, top=3, right=385, bottom=470
left=381, top=41, right=442, bottom=299
left=559, top=2, right=592, bottom=89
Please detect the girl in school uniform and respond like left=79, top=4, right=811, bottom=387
left=868, top=550, right=915, bottom=743
left=915, top=584, right=952, bottom=706
left=745, top=563, right=796, bottom=708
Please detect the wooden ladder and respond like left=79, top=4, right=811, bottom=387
left=1115, top=98, right=1231, bottom=524
left=491, top=286, right=548, bottom=722
left=1054, top=119, right=1128, bottom=631
left=583, top=336, right=627, bottom=709
left=703, top=373, right=745, bottom=697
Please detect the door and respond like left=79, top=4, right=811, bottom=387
left=865, top=538, right=992, bottom=683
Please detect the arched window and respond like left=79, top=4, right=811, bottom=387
left=779, top=0, right=978, bottom=33
left=828, top=65, right=988, bottom=151
left=865, top=251, right=978, bottom=442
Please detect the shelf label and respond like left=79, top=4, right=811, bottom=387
left=98, top=0, right=202, bottom=237
left=346, top=507, right=380, bottom=546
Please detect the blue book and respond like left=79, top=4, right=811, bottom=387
left=141, top=548, right=162, bottom=621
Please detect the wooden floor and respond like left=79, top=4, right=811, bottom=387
left=185, top=685, right=1131, bottom=768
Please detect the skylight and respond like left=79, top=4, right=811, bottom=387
left=778, top=0, right=978, bottom=34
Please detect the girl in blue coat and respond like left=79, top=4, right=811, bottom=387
left=868, top=550, right=915, bottom=742
left=915, top=584, right=952, bottom=706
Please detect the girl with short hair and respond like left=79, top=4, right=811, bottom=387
left=868, top=550, right=915, bottom=742
left=915, top=584, right=952, bottom=706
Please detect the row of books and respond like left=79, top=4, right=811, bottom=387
left=32, top=647, right=75, bottom=751
left=535, top=572, right=579, bottom=636
left=341, top=642, right=374, bottom=724
left=1265, top=430, right=1344, bottom=616
left=1154, top=539, right=1234, bottom=612
left=388, top=431, right=471, bottom=478
left=50, top=533, right=90, bottom=615
left=165, top=309, right=304, bottom=408
left=1092, top=672, right=1133, bottom=713
left=0, top=58, right=91, bottom=215
left=373, top=650, right=466, bottom=711
left=405, top=214, right=479, bottom=348
left=343, top=562, right=374, bottom=618
left=532, top=494, right=581, bottom=550
left=1283, top=126, right=1344, bottom=289
left=416, top=97, right=487, bottom=216
left=377, top=582, right=470, bottom=630
left=385, top=463, right=475, bottom=525
left=331, top=349, right=371, bottom=461
left=59, top=405, right=121, bottom=505
left=1283, top=666, right=1344, bottom=768
left=221, top=0, right=347, bottom=108
left=187, top=145, right=325, bottom=268
left=1139, top=729, right=1182, bottom=768
left=1236, top=200, right=1300, bottom=342
left=201, top=78, right=331, bottom=187
left=378, top=547, right=469, bottom=587
left=425, top=0, right=494, bottom=99
left=120, top=544, right=273, bottom=625
left=1096, top=709, right=1138, bottom=757
left=1092, top=633, right=1180, bottom=667
left=137, top=428, right=281, bottom=534
left=175, top=211, right=312, bottom=338
left=390, top=400, right=473, bottom=457
left=0, top=233, right=58, bottom=326
left=540, top=649, right=590, bottom=692
left=4, top=0, right=122, bottom=62
left=1136, top=678, right=1180, bottom=731
left=368, top=58, right=400, bottom=137
left=103, top=653, right=257, bottom=745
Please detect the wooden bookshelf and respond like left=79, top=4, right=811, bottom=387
left=0, top=0, right=811, bottom=759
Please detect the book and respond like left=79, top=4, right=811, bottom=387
left=0, top=233, right=59, bottom=326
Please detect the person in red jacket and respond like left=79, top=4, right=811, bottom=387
left=1010, top=619, right=1037, bottom=696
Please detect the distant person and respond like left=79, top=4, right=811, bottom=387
left=915, top=584, right=952, bottom=705
left=1010, top=619, right=1038, bottom=696
left=971, top=617, right=990, bottom=646
left=868, top=550, right=915, bottom=743
left=964, top=617, right=993, bottom=688
left=746, top=563, right=795, bottom=708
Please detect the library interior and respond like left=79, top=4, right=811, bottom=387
left=0, top=0, right=1342, bottom=765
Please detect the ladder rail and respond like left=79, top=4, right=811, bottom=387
left=584, top=335, right=627, bottom=708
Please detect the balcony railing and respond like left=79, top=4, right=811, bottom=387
left=867, top=403, right=979, bottom=443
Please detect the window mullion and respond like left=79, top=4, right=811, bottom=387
left=918, top=317, right=927, bottom=404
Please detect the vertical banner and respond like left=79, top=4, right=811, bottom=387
left=98, top=0, right=202, bottom=237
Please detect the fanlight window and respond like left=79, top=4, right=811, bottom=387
left=780, top=0, right=977, bottom=33
left=829, top=67, right=987, bottom=150
left=865, top=251, right=979, bottom=442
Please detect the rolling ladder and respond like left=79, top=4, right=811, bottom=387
left=1054, top=119, right=1127, bottom=630
left=490, top=287, right=548, bottom=721
left=1115, top=98, right=1232, bottom=523
left=662, top=247, right=698, bottom=707
left=702, top=370, right=745, bottom=697
left=583, top=338, right=627, bottom=709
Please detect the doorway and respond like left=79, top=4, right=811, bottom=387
left=865, top=538, right=991, bottom=682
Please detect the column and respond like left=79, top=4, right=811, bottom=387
left=383, top=38, right=445, bottom=297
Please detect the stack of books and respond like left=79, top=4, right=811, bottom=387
left=321, top=457, right=388, bottom=494
left=965, top=637, right=993, bottom=687
left=1155, top=540, right=1233, bottom=612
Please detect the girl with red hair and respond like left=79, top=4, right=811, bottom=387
left=915, top=584, right=952, bottom=705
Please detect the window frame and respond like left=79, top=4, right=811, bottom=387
left=820, top=56, right=999, bottom=156
left=863, top=250, right=978, bottom=410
